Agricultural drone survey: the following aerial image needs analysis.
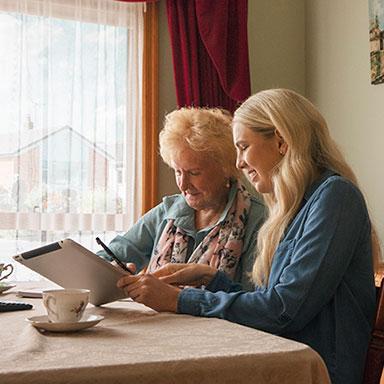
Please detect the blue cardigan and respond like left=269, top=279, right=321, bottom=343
left=178, top=171, right=376, bottom=384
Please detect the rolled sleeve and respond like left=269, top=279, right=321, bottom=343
left=178, top=288, right=204, bottom=315
left=206, top=271, right=242, bottom=293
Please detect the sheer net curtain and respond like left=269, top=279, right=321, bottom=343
left=0, top=0, right=144, bottom=280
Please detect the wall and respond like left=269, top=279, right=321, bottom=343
left=306, top=0, right=384, bottom=251
left=157, top=1, right=178, bottom=200
left=248, top=0, right=306, bottom=94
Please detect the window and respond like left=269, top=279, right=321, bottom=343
left=0, top=0, right=155, bottom=280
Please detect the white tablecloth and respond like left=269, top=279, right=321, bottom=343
left=0, top=282, right=330, bottom=384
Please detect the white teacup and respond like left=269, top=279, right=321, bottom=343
left=42, top=288, right=90, bottom=323
left=0, top=263, right=14, bottom=282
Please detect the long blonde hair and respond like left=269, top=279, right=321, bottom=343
left=234, top=88, right=381, bottom=286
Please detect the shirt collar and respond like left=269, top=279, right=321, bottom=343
left=164, top=181, right=238, bottom=232
left=303, top=169, right=337, bottom=202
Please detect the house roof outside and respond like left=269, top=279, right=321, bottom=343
left=0, top=125, right=116, bottom=161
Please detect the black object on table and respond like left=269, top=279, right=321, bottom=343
left=0, top=300, right=33, bottom=312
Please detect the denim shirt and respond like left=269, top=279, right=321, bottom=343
left=97, top=182, right=265, bottom=289
left=178, top=171, right=376, bottom=384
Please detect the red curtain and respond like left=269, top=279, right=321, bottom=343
left=166, top=0, right=250, bottom=113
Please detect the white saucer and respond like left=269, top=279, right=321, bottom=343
left=0, top=283, right=16, bottom=294
left=26, top=314, right=104, bottom=332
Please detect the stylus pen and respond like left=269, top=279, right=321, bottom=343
left=95, top=237, right=131, bottom=273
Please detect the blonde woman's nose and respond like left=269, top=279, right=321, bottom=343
left=236, top=157, right=246, bottom=169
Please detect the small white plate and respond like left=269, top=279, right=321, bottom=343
left=26, top=314, right=104, bottom=332
left=0, top=283, right=16, bottom=294
left=17, top=288, right=43, bottom=298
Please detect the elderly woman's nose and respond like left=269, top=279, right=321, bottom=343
left=178, top=173, right=189, bottom=190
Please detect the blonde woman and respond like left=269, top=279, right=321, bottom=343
left=99, top=107, right=265, bottom=288
left=118, top=89, right=380, bottom=384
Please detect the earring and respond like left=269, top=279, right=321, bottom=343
left=225, top=178, right=231, bottom=188
left=279, top=141, right=287, bottom=156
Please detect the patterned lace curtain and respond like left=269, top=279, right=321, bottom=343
left=0, top=0, right=144, bottom=279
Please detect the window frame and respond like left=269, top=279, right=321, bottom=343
left=142, top=1, right=158, bottom=214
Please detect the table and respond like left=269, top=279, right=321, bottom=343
left=0, top=282, right=330, bottom=384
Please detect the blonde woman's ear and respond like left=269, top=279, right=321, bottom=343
left=274, top=129, right=287, bottom=156
left=279, top=142, right=288, bottom=156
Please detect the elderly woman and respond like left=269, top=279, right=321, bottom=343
left=98, top=107, right=265, bottom=288
left=118, top=89, right=380, bottom=384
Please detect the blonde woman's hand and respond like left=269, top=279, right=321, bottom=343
left=116, top=273, right=180, bottom=312
left=152, top=263, right=217, bottom=287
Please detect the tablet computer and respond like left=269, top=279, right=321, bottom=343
left=13, top=239, right=126, bottom=306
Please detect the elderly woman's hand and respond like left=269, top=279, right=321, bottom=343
left=116, top=273, right=180, bottom=312
left=152, top=263, right=217, bottom=287
left=111, top=261, right=137, bottom=274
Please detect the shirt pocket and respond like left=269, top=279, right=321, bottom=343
left=268, top=238, right=296, bottom=287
